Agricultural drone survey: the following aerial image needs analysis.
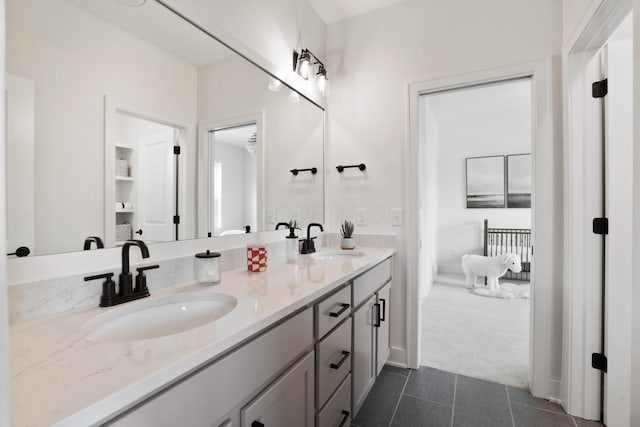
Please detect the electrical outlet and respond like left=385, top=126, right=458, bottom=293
left=356, top=209, right=368, bottom=226
left=266, top=208, right=275, bottom=224
left=391, top=208, right=403, bottom=226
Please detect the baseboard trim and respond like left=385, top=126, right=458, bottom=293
left=549, top=379, right=562, bottom=403
left=388, top=346, right=406, bottom=367
left=438, top=264, right=463, bottom=275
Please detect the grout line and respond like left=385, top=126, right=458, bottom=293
left=384, top=371, right=410, bottom=379
left=402, top=392, right=454, bottom=408
left=510, top=401, right=571, bottom=417
left=450, top=375, right=458, bottom=427
left=388, top=368, right=411, bottom=427
left=571, top=415, right=579, bottom=427
left=506, top=385, right=515, bottom=427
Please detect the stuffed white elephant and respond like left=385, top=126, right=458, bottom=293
left=461, top=253, right=522, bottom=292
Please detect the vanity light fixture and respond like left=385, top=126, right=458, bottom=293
left=293, top=48, right=329, bottom=95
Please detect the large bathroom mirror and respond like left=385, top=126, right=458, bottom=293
left=5, top=0, right=324, bottom=256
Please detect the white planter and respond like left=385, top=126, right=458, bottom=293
left=341, top=237, right=355, bottom=250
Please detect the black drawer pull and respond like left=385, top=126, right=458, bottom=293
left=379, top=298, right=386, bottom=322
left=338, top=410, right=351, bottom=427
left=329, top=302, right=350, bottom=318
left=251, top=421, right=264, bottom=427
left=373, top=303, right=381, bottom=327
left=330, top=350, right=351, bottom=369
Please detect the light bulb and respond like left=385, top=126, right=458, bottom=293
left=299, top=59, right=310, bottom=80
left=316, top=68, right=328, bottom=95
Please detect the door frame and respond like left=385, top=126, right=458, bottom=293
left=562, top=0, right=632, bottom=420
left=197, top=112, right=265, bottom=237
left=406, top=59, right=557, bottom=400
left=104, top=96, right=192, bottom=247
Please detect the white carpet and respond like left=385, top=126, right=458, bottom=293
left=421, top=277, right=530, bottom=388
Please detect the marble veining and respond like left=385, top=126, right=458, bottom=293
left=8, top=240, right=286, bottom=324
left=9, top=243, right=395, bottom=427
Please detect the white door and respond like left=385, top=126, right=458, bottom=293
left=5, top=73, right=35, bottom=255
left=602, top=38, right=632, bottom=427
left=137, top=130, right=176, bottom=242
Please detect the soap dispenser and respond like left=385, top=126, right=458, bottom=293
left=285, top=225, right=299, bottom=262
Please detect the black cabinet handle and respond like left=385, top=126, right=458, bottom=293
left=373, top=303, right=381, bottom=327
left=330, top=350, right=350, bottom=370
left=379, top=298, right=386, bottom=322
left=338, top=410, right=351, bottom=427
left=329, top=302, right=350, bottom=318
left=251, top=421, right=264, bottom=427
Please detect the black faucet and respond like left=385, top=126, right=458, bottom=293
left=275, top=222, right=290, bottom=230
left=84, top=239, right=157, bottom=307
left=83, top=236, right=104, bottom=250
left=120, top=240, right=150, bottom=296
left=300, top=223, right=323, bottom=254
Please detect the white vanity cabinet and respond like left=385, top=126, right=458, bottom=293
left=108, top=308, right=313, bottom=427
left=241, top=351, right=315, bottom=427
left=314, top=284, right=353, bottom=426
left=351, top=258, right=392, bottom=416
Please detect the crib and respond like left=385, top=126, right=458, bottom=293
left=483, top=219, right=532, bottom=282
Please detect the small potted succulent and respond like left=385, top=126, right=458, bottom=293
left=340, top=220, right=355, bottom=250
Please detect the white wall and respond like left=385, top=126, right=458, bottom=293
left=426, top=83, right=532, bottom=274
left=6, top=0, right=197, bottom=255
left=326, top=0, right=562, bottom=376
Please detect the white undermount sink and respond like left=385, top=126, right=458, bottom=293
left=310, top=250, right=366, bottom=261
left=82, top=293, right=238, bottom=343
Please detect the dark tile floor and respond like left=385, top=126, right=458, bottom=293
left=352, top=366, right=604, bottom=427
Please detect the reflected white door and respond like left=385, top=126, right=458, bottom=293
left=137, top=130, right=176, bottom=242
left=6, top=73, right=35, bottom=255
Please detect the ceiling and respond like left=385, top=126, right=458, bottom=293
left=212, top=124, right=257, bottom=149
left=308, top=0, right=407, bottom=24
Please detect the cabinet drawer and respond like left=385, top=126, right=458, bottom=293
left=317, top=375, right=352, bottom=427
left=242, top=351, right=315, bottom=427
left=315, top=284, right=351, bottom=339
left=316, top=318, right=352, bottom=408
left=353, top=258, right=391, bottom=308
left=109, top=308, right=313, bottom=427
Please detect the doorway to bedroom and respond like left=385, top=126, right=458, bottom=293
left=419, top=78, right=533, bottom=389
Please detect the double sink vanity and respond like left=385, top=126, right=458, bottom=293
left=10, top=242, right=395, bottom=426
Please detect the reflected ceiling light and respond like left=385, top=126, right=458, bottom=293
left=245, top=132, right=257, bottom=155
left=293, top=48, right=329, bottom=96
left=268, top=77, right=283, bottom=92
left=288, top=89, right=300, bottom=103
left=115, top=0, right=147, bottom=6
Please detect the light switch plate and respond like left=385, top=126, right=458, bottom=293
left=391, top=208, right=403, bottom=226
left=266, top=208, right=275, bottom=224
left=356, top=209, right=368, bottom=226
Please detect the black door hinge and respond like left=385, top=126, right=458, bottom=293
left=592, top=79, right=608, bottom=98
left=592, top=353, right=607, bottom=372
left=173, top=215, right=180, bottom=225
left=593, top=217, right=609, bottom=235
left=173, top=146, right=181, bottom=155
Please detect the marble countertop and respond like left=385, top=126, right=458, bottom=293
left=10, top=247, right=394, bottom=427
